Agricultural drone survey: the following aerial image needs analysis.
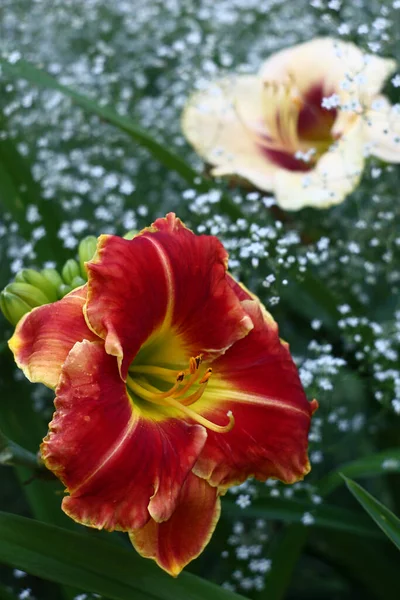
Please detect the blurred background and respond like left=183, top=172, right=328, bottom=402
left=0, top=1, right=400, bottom=599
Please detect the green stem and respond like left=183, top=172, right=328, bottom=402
left=0, top=429, right=42, bottom=471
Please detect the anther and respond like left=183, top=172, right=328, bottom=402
left=199, top=368, right=212, bottom=384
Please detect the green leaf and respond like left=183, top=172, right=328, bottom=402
left=223, top=497, right=382, bottom=538
left=0, top=351, right=77, bottom=600
left=0, top=352, right=72, bottom=528
left=0, top=582, right=19, bottom=600
left=318, top=448, right=400, bottom=497
left=0, top=155, right=30, bottom=236
left=0, top=511, right=245, bottom=600
left=343, top=475, right=400, bottom=551
left=0, top=128, right=68, bottom=266
left=254, top=524, right=307, bottom=600
left=309, top=528, right=400, bottom=600
left=0, top=57, right=241, bottom=220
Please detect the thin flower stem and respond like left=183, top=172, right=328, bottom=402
left=0, top=429, right=42, bottom=471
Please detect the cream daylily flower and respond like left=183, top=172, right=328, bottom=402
left=182, top=38, right=400, bottom=210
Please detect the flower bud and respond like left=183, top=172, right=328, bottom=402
left=62, top=259, right=80, bottom=286
left=41, top=268, right=65, bottom=299
left=58, top=283, right=73, bottom=298
left=5, top=282, right=50, bottom=308
left=71, top=275, right=86, bottom=288
left=14, top=269, right=58, bottom=303
left=78, top=236, right=97, bottom=278
left=0, top=282, right=51, bottom=325
left=124, top=230, right=138, bottom=240
left=0, top=291, right=31, bottom=326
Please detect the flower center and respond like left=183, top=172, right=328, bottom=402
left=244, top=78, right=339, bottom=172
left=126, top=354, right=234, bottom=433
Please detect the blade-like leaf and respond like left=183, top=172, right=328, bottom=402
left=254, top=524, right=307, bottom=600
left=0, top=57, right=241, bottom=220
left=0, top=511, right=245, bottom=600
left=343, top=475, right=400, bottom=550
left=0, top=352, right=77, bottom=600
left=318, top=448, right=400, bottom=497
left=223, top=497, right=381, bottom=538
left=0, top=129, right=68, bottom=266
left=0, top=582, right=19, bottom=600
left=309, top=528, right=400, bottom=600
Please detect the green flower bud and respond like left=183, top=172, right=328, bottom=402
left=0, top=291, right=32, bottom=326
left=41, top=268, right=65, bottom=300
left=62, top=259, right=80, bottom=285
left=78, top=236, right=98, bottom=278
left=123, top=230, right=138, bottom=240
left=58, top=283, right=73, bottom=298
left=5, top=282, right=51, bottom=309
left=41, top=268, right=64, bottom=290
left=71, top=275, right=86, bottom=288
left=14, top=268, right=58, bottom=303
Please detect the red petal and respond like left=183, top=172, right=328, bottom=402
left=193, top=299, right=317, bottom=487
left=85, top=213, right=253, bottom=379
left=8, top=286, right=97, bottom=389
left=41, top=340, right=207, bottom=530
left=130, top=472, right=220, bottom=576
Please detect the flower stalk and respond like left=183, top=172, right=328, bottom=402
left=0, top=429, right=43, bottom=472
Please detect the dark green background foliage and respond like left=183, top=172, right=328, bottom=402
left=0, top=1, right=400, bottom=599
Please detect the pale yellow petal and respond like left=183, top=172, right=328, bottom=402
left=273, top=118, right=366, bottom=210
left=260, top=37, right=395, bottom=101
left=182, top=75, right=278, bottom=188
left=364, top=95, right=400, bottom=163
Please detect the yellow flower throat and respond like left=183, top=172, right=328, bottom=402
left=126, top=354, right=234, bottom=433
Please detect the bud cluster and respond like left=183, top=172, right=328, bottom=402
left=0, top=236, right=98, bottom=326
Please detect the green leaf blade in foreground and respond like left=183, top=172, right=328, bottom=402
left=0, top=512, right=245, bottom=600
left=318, top=448, right=400, bottom=497
left=254, top=524, right=308, bottom=600
left=0, top=582, right=19, bottom=600
left=343, top=476, right=400, bottom=551
left=223, top=496, right=381, bottom=538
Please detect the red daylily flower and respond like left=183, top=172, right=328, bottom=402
left=9, top=213, right=317, bottom=576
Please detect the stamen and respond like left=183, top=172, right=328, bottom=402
left=129, top=364, right=179, bottom=382
left=179, top=383, right=207, bottom=406
left=260, top=79, right=304, bottom=153
left=126, top=375, right=181, bottom=403
left=199, top=368, right=213, bottom=384
left=127, top=356, right=234, bottom=434
left=162, top=395, right=235, bottom=434
left=174, top=355, right=203, bottom=398
left=189, top=354, right=203, bottom=374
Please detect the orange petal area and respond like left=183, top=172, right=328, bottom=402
left=8, top=286, right=98, bottom=389
left=85, top=213, right=253, bottom=379
left=193, top=299, right=317, bottom=488
left=129, top=472, right=220, bottom=576
left=41, top=340, right=207, bottom=530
